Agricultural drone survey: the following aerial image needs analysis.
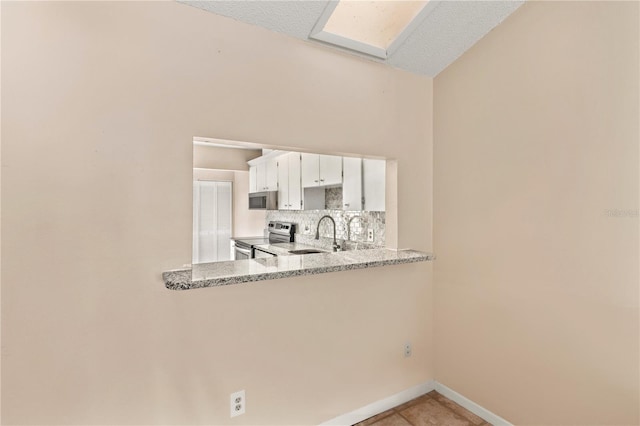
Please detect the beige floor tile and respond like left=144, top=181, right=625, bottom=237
left=368, top=413, right=412, bottom=426
left=399, top=398, right=476, bottom=426
left=392, top=393, right=433, bottom=413
left=355, top=409, right=396, bottom=426
left=430, top=392, right=485, bottom=425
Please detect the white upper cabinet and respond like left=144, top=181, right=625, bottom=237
left=250, top=158, right=278, bottom=193
left=301, top=153, right=342, bottom=187
left=265, top=159, right=278, bottom=191
left=277, top=152, right=302, bottom=210
left=301, top=153, right=319, bottom=187
left=277, top=155, right=289, bottom=208
left=319, top=155, right=343, bottom=186
left=250, top=151, right=385, bottom=211
left=249, top=165, right=258, bottom=193
left=342, top=157, right=363, bottom=211
left=363, top=158, right=385, bottom=211
left=288, top=153, right=302, bottom=210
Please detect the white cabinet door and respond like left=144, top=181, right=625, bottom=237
left=288, top=152, right=302, bottom=210
left=277, top=155, right=289, bottom=209
left=319, top=155, right=342, bottom=186
left=265, top=158, right=278, bottom=191
left=342, top=157, right=362, bottom=210
left=255, top=163, right=266, bottom=191
left=249, top=165, right=258, bottom=193
left=301, top=153, right=343, bottom=187
left=301, top=153, right=320, bottom=188
left=276, top=153, right=301, bottom=210
left=252, top=159, right=279, bottom=192
left=363, top=158, right=385, bottom=211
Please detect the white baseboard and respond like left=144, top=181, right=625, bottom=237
left=319, top=381, right=436, bottom=425
left=434, top=382, right=512, bottom=426
left=319, top=380, right=512, bottom=426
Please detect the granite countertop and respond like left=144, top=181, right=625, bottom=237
left=163, top=248, right=434, bottom=290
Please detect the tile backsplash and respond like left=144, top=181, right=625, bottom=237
left=324, top=187, right=343, bottom=210
left=266, top=209, right=385, bottom=250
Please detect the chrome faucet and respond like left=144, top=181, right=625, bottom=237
left=315, top=215, right=341, bottom=252
left=346, top=216, right=362, bottom=241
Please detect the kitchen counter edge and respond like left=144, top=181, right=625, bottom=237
left=163, top=249, right=434, bottom=291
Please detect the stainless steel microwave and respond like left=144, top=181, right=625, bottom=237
left=248, top=191, right=278, bottom=210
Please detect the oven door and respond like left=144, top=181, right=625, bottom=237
left=234, top=245, right=252, bottom=260
left=254, top=247, right=277, bottom=258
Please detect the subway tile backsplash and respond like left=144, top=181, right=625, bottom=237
left=266, top=209, right=385, bottom=250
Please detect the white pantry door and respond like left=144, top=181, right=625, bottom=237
left=193, top=181, right=232, bottom=264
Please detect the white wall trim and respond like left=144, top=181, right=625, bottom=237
left=319, top=381, right=436, bottom=426
left=434, top=382, right=512, bottom=426
left=319, top=381, right=512, bottom=426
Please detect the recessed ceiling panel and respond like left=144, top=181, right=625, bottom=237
left=322, top=1, right=428, bottom=50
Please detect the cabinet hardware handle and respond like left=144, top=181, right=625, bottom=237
left=320, top=178, right=325, bottom=182
left=314, top=180, right=318, bottom=183
left=344, top=203, right=349, bottom=207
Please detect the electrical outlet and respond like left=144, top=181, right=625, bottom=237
left=367, top=228, right=374, bottom=242
left=230, top=390, right=245, bottom=418
left=404, top=342, right=412, bottom=357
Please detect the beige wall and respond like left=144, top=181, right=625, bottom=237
left=1, top=2, right=433, bottom=425
left=434, top=2, right=639, bottom=425
left=193, top=144, right=261, bottom=171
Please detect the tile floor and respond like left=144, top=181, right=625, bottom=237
left=354, top=391, right=490, bottom=426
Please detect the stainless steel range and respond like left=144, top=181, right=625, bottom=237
left=233, top=221, right=295, bottom=260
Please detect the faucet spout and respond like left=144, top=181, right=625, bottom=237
left=315, top=215, right=340, bottom=252
left=347, top=216, right=362, bottom=241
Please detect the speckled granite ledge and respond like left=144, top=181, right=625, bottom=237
left=163, top=249, right=434, bottom=290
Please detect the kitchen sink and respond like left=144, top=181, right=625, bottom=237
left=288, top=249, right=327, bottom=255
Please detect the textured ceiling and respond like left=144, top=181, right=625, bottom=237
left=179, top=1, right=523, bottom=77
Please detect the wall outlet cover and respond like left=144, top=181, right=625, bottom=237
left=230, top=390, right=245, bottom=418
left=404, top=342, right=412, bottom=357
left=367, top=228, right=374, bottom=242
